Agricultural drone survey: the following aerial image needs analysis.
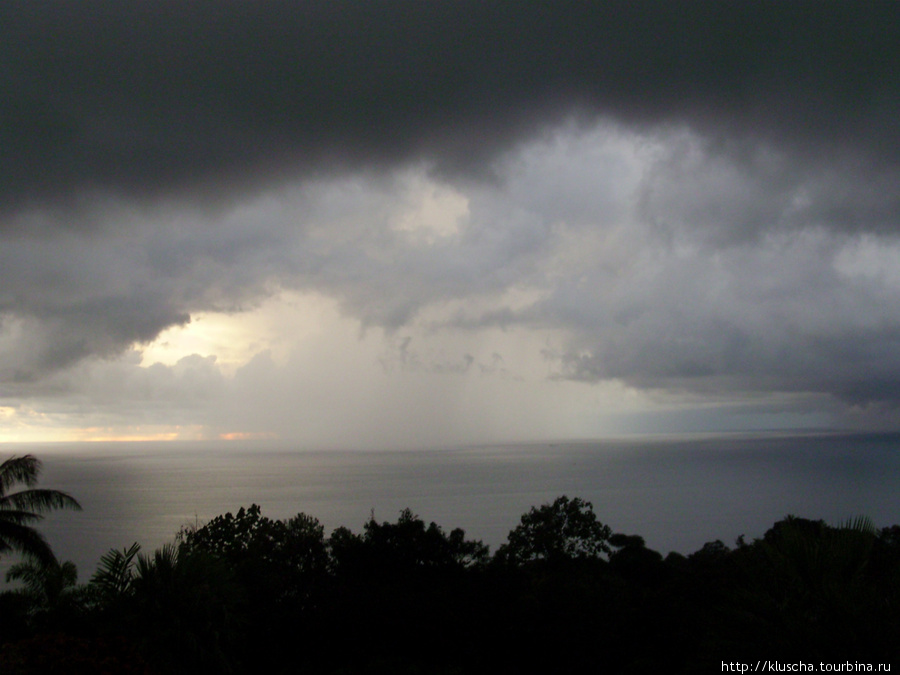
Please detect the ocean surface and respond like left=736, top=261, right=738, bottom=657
left=3, top=431, right=900, bottom=584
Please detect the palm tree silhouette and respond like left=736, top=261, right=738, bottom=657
left=0, top=455, right=82, bottom=565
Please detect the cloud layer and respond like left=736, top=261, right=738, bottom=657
left=4, top=1, right=898, bottom=208
left=2, top=2, right=899, bottom=442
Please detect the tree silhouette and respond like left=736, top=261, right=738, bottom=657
left=5, top=557, right=86, bottom=632
left=87, top=542, right=241, bottom=674
left=495, top=495, right=612, bottom=565
left=354, top=508, right=489, bottom=572
left=0, top=455, right=81, bottom=565
left=129, top=544, right=240, bottom=673
left=179, top=504, right=330, bottom=604
left=23, top=497, right=894, bottom=674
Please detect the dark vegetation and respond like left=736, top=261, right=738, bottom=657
left=1, top=459, right=899, bottom=673
left=0, top=455, right=82, bottom=565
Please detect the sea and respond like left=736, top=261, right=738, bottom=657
left=2, top=431, right=900, bottom=584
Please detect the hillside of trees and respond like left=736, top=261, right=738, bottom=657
left=2, top=494, right=899, bottom=673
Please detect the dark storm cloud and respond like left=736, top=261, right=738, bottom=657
left=2, top=0, right=898, bottom=220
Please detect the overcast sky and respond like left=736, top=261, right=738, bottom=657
left=2, top=1, right=899, bottom=447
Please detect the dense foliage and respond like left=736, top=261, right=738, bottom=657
left=2, top=494, right=899, bottom=673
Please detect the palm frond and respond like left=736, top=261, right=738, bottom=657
left=0, top=520, right=56, bottom=565
left=6, top=557, right=79, bottom=603
left=91, top=542, right=141, bottom=596
left=0, top=509, right=44, bottom=525
left=841, top=515, right=876, bottom=535
left=6, top=560, right=42, bottom=585
left=0, top=454, right=81, bottom=566
left=1, top=488, right=82, bottom=514
left=0, top=455, right=41, bottom=494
